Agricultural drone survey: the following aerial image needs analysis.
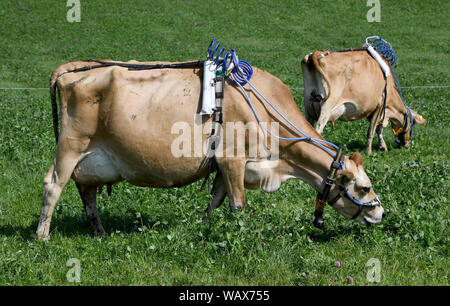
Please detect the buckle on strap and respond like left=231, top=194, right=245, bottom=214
left=322, top=149, right=344, bottom=193
left=330, top=160, right=341, bottom=170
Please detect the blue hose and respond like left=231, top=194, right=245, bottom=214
left=231, top=60, right=253, bottom=85
left=230, top=60, right=339, bottom=157
left=367, top=36, right=398, bottom=69
left=207, top=39, right=340, bottom=157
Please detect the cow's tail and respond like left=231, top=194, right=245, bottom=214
left=49, top=71, right=60, bottom=143
left=309, top=50, right=332, bottom=101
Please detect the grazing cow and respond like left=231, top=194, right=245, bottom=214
left=35, top=59, right=385, bottom=240
left=301, top=50, right=426, bottom=155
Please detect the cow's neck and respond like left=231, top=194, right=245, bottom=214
left=387, top=84, right=408, bottom=128
left=281, top=141, right=337, bottom=194
left=265, top=99, right=338, bottom=194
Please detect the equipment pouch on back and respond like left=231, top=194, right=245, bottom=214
left=200, top=60, right=217, bottom=115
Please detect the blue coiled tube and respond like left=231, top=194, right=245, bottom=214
left=366, top=36, right=398, bottom=69
left=207, top=38, right=216, bottom=58
left=208, top=39, right=232, bottom=68
left=231, top=60, right=253, bottom=85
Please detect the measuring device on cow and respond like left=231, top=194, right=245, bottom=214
left=200, top=43, right=228, bottom=191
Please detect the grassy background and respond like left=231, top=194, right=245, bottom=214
left=0, top=0, right=448, bottom=285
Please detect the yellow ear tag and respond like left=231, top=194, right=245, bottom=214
left=418, top=115, right=423, bottom=120
left=392, top=127, right=403, bottom=135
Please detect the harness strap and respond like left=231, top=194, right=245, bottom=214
left=351, top=206, right=364, bottom=220
left=200, top=156, right=217, bottom=192
left=212, top=72, right=225, bottom=127
left=57, top=59, right=204, bottom=79
left=312, top=148, right=344, bottom=228
left=379, top=74, right=388, bottom=124
left=328, top=187, right=343, bottom=207
left=200, top=69, right=225, bottom=192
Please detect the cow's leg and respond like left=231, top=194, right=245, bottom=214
left=75, top=183, right=106, bottom=237
left=376, top=125, right=388, bottom=151
left=35, top=139, right=87, bottom=240
left=217, top=159, right=246, bottom=211
left=304, top=98, right=316, bottom=126
left=315, top=113, right=329, bottom=134
left=315, top=99, right=336, bottom=134
left=365, top=109, right=382, bottom=155
left=365, top=123, right=375, bottom=155
left=203, top=172, right=227, bottom=222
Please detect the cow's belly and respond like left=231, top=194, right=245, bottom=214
left=72, top=145, right=207, bottom=187
left=332, top=102, right=367, bottom=122
left=72, top=147, right=122, bottom=185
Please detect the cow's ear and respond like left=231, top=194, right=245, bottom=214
left=349, top=152, right=363, bottom=167
left=410, top=109, right=426, bottom=125
left=336, top=170, right=355, bottom=186
left=414, top=113, right=426, bottom=125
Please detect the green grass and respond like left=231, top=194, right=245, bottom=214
left=0, top=0, right=448, bottom=285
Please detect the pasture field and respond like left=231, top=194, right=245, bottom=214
left=0, top=0, right=448, bottom=286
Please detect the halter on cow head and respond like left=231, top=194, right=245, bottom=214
left=313, top=151, right=385, bottom=228
left=392, top=108, right=427, bottom=148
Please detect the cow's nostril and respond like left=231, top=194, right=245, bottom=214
left=382, top=212, right=386, bottom=219
left=363, top=186, right=370, bottom=193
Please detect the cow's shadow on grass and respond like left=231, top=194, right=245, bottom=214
left=344, top=140, right=367, bottom=152
left=0, top=209, right=373, bottom=243
left=305, top=221, right=373, bottom=243
left=307, top=228, right=345, bottom=243
left=344, top=139, right=402, bottom=154
left=0, top=210, right=175, bottom=240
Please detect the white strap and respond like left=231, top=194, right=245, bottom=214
left=364, top=44, right=391, bottom=77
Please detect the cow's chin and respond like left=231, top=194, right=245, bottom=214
left=395, top=135, right=410, bottom=148
left=356, top=216, right=377, bottom=226
left=356, top=211, right=385, bottom=226
left=333, top=201, right=385, bottom=226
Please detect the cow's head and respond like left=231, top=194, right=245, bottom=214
left=392, top=109, right=426, bottom=148
left=330, top=152, right=385, bottom=225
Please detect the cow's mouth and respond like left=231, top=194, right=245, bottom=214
left=364, top=218, right=373, bottom=227
left=360, top=214, right=384, bottom=226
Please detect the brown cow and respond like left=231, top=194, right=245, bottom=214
left=302, top=50, right=426, bottom=155
left=35, top=59, right=385, bottom=240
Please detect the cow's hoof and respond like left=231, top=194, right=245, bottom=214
left=91, top=229, right=106, bottom=238
left=235, top=202, right=245, bottom=210
left=365, top=149, right=373, bottom=155
left=379, top=146, right=387, bottom=152
left=33, top=232, right=50, bottom=241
